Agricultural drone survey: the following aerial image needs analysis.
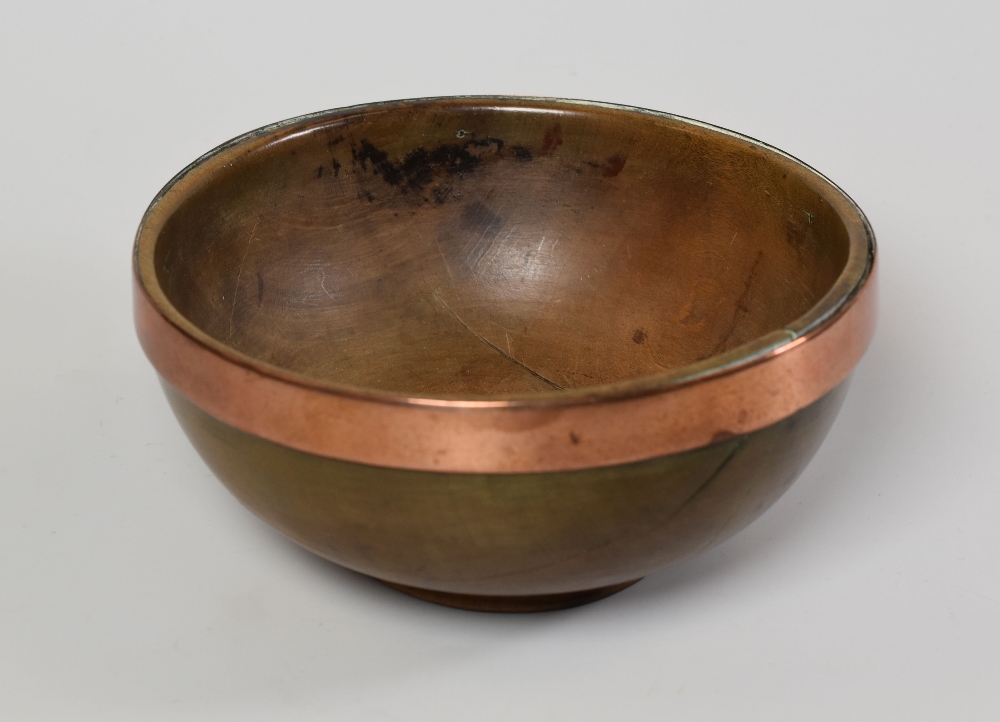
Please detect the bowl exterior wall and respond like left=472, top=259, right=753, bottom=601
left=163, top=380, right=848, bottom=597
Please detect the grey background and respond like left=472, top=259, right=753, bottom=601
left=1, top=1, right=997, bottom=719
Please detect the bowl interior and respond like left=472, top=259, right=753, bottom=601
left=152, top=99, right=852, bottom=396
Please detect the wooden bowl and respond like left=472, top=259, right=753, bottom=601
left=134, top=97, right=876, bottom=611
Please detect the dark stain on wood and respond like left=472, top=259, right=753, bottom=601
left=353, top=138, right=505, bottom=196
left=540, top=124, right=563, bottom=155
left=602, top=153, right=627, bottom=178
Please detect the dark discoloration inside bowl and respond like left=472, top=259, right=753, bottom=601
left=152, top=101, right=851, bottom=395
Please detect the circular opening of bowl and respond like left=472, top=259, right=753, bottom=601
left=138, top=97, right=872, bottom=400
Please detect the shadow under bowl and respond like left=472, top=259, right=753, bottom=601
left=134, top=96, right=876, bottom=611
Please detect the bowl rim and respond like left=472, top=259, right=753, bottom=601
left=134, top=96, right=877, bottom=473
left=134, top=94, right=875, bottom=410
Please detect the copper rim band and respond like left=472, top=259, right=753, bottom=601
left=133, top=98, right=877, bottom=474
left=135, top=263, right=875, bottom=474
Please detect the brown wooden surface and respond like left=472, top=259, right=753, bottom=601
left=151, top=99, right=852, bottom=396
left=164, top=380, right=849, bottom=607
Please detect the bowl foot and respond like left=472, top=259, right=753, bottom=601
left=381, top=578, right=642, bottom=612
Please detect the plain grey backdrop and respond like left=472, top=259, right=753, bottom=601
left=1, top=1, right=997, bottom=719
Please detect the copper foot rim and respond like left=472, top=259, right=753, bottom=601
left=382, top=578, right=643, bottom=612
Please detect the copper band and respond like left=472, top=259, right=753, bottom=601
left=134, top=260, right=875, bottom=474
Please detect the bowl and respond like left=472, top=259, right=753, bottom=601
left=134, top=97, right=877, bottom=612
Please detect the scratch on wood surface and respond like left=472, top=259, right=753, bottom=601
left=229, top=212, right=262, bottom=338
left=319, top=268, right=338, bottom=301
left=432, top=292, right=564, bottom=390
left=712, top=250, right=764, bottom=355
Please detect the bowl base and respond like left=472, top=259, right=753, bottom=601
left=381, top=578, right=642, bottom=612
